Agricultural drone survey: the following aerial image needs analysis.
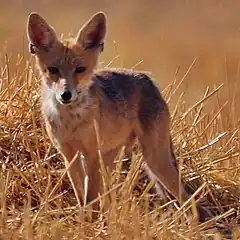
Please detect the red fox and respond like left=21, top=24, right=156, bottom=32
left=27, top=12, right=232, bottom=236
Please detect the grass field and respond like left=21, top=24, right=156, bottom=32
left=1, top=1, right=240, bottom=239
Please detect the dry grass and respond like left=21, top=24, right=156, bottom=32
left=1, top=2, right=240, bottom=238
left=0, top=51, right=240, bottom=240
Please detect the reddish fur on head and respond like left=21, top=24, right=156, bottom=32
left=27, top=12, right=107, bottom=91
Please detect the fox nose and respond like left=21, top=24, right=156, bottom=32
left=60, top=90, right=72, bottom=103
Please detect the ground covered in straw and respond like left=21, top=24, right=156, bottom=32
left=0, top=55, right=240, bottom=239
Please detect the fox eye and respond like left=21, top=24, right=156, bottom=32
left=75, top=66, right=86, bottom=74
left=47, top=66, right=59, bottom=74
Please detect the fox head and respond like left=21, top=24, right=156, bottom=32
left=27, top=12, right=106, bottom=104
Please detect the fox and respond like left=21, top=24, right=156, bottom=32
left=26, top=12, right=232, bottom=236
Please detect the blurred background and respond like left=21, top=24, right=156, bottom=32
left=1, top=0, right=240, bottom=119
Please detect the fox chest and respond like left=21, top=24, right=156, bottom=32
left=42, top=98, right=98, bottom=150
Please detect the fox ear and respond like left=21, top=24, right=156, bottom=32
left=76, top=12, right=106, bottom=51
left=27, top=12, right=58, bottom=54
